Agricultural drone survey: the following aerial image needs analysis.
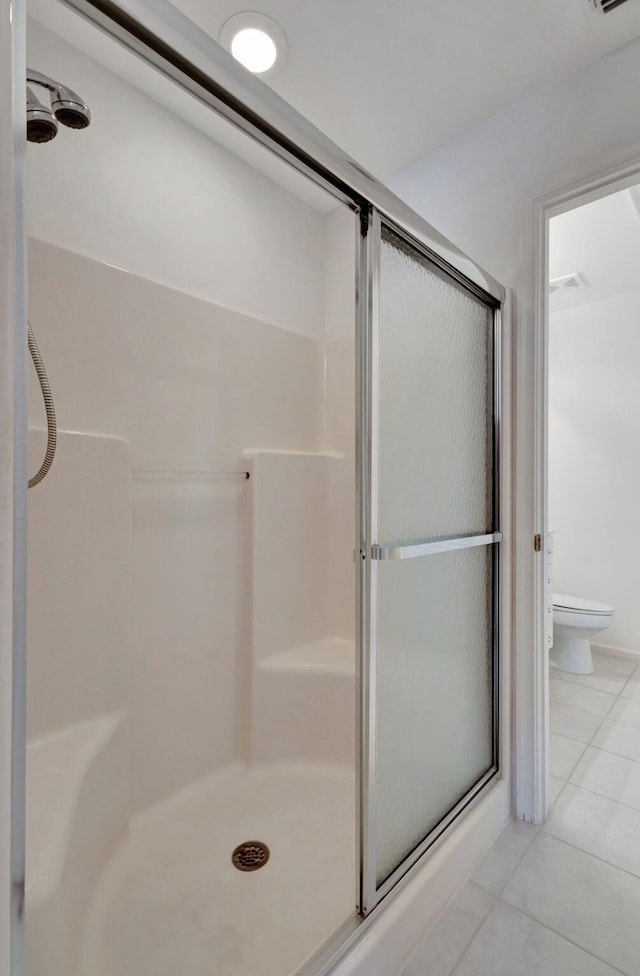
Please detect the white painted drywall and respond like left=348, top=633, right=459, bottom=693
left=548, top=188, right=640, bottom=653
left=549, top=288, right=640, bottom=653
left=26, top=18, right=326, bottom=339
left=388, top=31, right=640, bottom=824
left=388, top=36, right=640, bottom=290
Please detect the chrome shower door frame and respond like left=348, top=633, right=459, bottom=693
left=1, top=1, right=28, bottom=974
left=359, top=211, right=503, bottom=914
left=6, top=0, right=506, bottom=973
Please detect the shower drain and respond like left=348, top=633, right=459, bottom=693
left=231, top=840, right=270, bottom=872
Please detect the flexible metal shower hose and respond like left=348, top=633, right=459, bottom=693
left=28, top=323, right=57, bottom=488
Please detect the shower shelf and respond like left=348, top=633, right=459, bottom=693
left=133, top=470, right=250, bottom=481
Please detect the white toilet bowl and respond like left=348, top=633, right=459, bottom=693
left=551, top=593, right=614, bottom=675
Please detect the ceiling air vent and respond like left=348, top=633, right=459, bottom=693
left=548, top=272, right=587, bottom=296
left=590, top=0, right=632, bottom=12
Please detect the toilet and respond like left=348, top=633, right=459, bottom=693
left=551, top=593, right=615, bottom=675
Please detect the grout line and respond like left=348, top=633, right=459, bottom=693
left=551, top=666, right=631, bottom=690
left=549, top=654, right=627, bottom=773
left=547, top=776, right=569, bottom=812
left=548, top=727, right=599, bottom=746
left=512, top=830, right=640, bottom=907
left=585, top=672, right=635, bottom=746
left=458, top=655, right=638, bottom=976
left=449, top=648, right=640, bottom=976
left=539, top=799, right=640, bottom=885
left=571, top=741, right=640, bottom=769
left=399, top=880, right=499, bottom=976
left=448, top=894, right=500, bottom=976
left=549, top=730, right=588, bottom=777
left=601, top=709, right=640, bottom=732
left=447, top=655, right=638, bottom=976
left=435, top=885, right=499, bottom=976
left=554, top=775, right=640, bottom=818
left=550, top=675, right=618, bottom=703
left=473, top=822, right=541, bottom=900
left=493, top=897, right=630, bottom=976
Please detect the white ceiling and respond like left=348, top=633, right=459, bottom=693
left=170, top=0, right=640, bottom=177
left=550, top=186, right=640, bottom=309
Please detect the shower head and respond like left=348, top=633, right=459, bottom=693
left=26, top=69, right=91, bottom=142
left=51, top=83, right=91, bottom=130
left=26, top=86, right=58, bottom=144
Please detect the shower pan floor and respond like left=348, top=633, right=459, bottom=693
left=78, top=762, right=356, bottom=976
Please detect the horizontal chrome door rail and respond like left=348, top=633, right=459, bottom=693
left=370, top=531, right=501, bottom=561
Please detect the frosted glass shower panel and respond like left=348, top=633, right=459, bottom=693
left=377, top=229, right=494, bottom=545
left=374, top=546, right=494, bottom=886
left=371, top=222, right=498, bottom=893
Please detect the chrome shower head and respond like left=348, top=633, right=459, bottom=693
left=26, top=69, right=91, bottom=142
left=26, top=86, right=58, bottom=144
left=51, top=83, right=91, bottom=130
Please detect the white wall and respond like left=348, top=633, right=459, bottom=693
left=26, top=18, right=326, bottom=339
left=389, top=33, right=640, bottom=822
left=549, top=289, right=640, bottom=653
left=388, top=36, right=640, bottom=289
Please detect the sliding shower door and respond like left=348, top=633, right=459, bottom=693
left=360, top=215, right=501, bottom=912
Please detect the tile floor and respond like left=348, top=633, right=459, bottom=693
left=399, top=650, right=640, bottom=976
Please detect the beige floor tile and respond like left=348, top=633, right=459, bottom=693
left=570, top=747, right=640, bottom=810
left=549, top=732, right=585, bottom=779
left=453, top=900, right=620, bottom=976
left=549, top=701, right=603, bottom=744
left=592, top=718, right=640, bottom=762
left=470, top=820, right=539, bottom=896
left=548, top=775, right=565, bottom=808
left=401, top=882, right=494, bottom=976
left=551, top=667, right=627, bottom=696
left=549, top=678, right=616, bottom=718
left=545, top=783, right=640, bottom=878
left=504, top=832, right=640, bottom=976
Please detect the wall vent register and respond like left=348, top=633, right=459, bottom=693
left=589, top=0, right=631, bottom=12
left=548, top=272, right=587, bottom=295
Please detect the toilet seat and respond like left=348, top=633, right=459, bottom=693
left=553, top=593, right=614, bottom=616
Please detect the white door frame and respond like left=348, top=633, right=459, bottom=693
left=524, top=140, right=640, bottom=823
left=0, top=1, right=28, bottom=974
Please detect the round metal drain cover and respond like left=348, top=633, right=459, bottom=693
left=232, top=840, right=270, bottom=872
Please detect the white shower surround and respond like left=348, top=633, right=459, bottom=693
left=15, top=8, right=512, bottom=976
left=25, top=135, right=357, bottom=976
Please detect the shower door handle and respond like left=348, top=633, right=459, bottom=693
left=370, top=531, right=501, bottom=561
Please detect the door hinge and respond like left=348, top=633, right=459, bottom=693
left=534, top=534, right=542, bottom=552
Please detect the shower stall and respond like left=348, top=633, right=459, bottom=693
left=3, top=2, right=507, bottom=975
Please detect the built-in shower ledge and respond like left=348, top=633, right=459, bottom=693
left=25, top=713, right=128, bottom=976
left=259, top=636, right=355, bottom=677
left=26, top=713, right=124, bottom=900
left=253, top=638, right=355, bottom=766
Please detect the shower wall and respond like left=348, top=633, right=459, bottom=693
left=26, top=18, right=325, bottom=336
left=26, top=11, right=355, bottom=827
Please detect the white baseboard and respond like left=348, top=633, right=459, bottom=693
left=592, top=641, right=640, bottom=664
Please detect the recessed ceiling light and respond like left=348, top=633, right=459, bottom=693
left=220, top=13, right=287, bottom=77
